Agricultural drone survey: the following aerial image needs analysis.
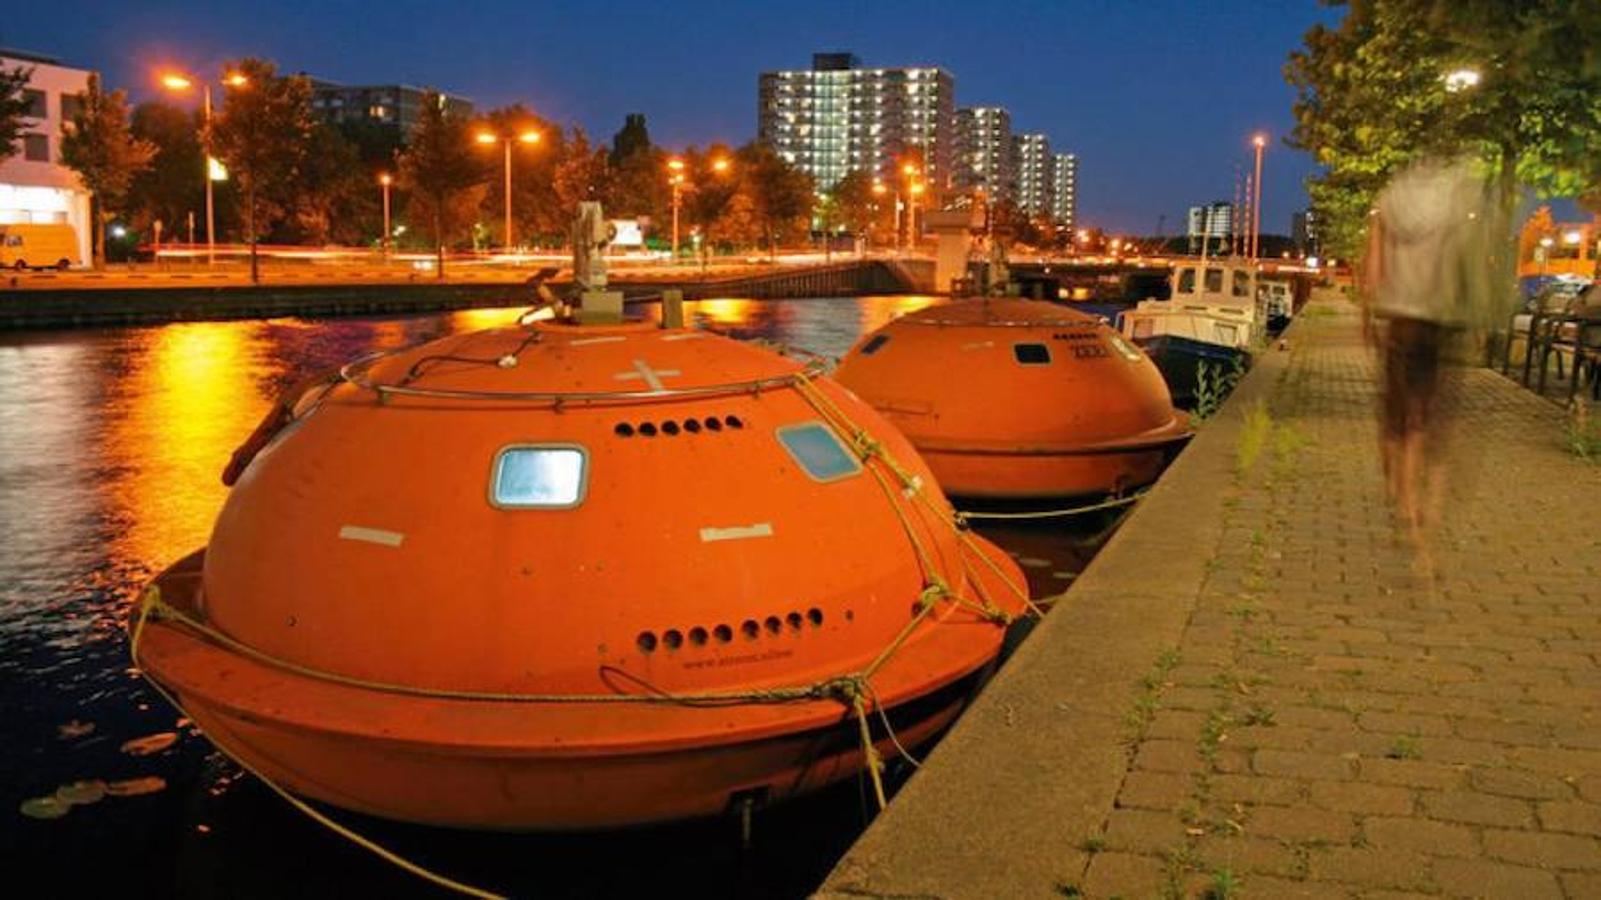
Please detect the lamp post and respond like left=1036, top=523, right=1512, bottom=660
left=1250, top=133, right=1266, bottom=261
left=899, top=162, right=922, bottom=251
left=475, top=129, right=540, bottom=253
left=378, top=173, right=393, bottom=261
left=871, top=180, right=888, bottom=251
left=698, top=157, right=731, bottom=270
left=160, top=70, right=245, bottom=267
left=667, top=157, right=687, bottom=263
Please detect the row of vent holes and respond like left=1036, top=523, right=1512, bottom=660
left=637, top=608, right=825, bottom=653
left=615, top=415, right=744, bottom=438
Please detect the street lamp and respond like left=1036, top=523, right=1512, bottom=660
left=667, top=157, right=687, bottom=263
left=475, top=128, right=541, bottom=252
left=871, top=180, right=888, bottom=250
left=1444, top=68, right=1481, bottom=93
left=1250, top=133, right=1267, bottom=261
left=159, top=69, right=247, bottom=267
left=378, top=173, right=393, bottom=260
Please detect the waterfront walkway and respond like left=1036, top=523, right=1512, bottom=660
left=823, top=290, right=1601, bottom=898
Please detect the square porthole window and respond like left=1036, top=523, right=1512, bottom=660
left=1013, top=343, right=1051, bottom=365
left=491, top=445, right=588, bottom=508
left=776, top=421, right=861, bottom=483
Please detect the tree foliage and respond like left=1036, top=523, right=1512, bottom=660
left=0, top=65, right=32, bottom=164
left=127, top=102, right=205, bottom=239
left=209, top=58, right=316, bottom=278
left=1286, top=0, right=1601, bottom=264
left=826, top=170, right=881, bottom=238
left=735, top=142, right=815, bottom=257
left=398, top=91, right=485, bottom=273
left=59, top=73, right=156, bottom=264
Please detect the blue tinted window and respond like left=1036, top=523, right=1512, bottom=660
left=776, top=422, right=861, bottom=483
left=492, top=446, right=587, bottom=508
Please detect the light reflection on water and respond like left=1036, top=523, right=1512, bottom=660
left=0, top=295, right=1111, bottom=898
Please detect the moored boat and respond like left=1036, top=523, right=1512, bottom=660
left=130, top=302, right=1027, bottom=831
left=1117, top=259, right=1265, bottom=406
left=833, top=297, right=1191, bottom=500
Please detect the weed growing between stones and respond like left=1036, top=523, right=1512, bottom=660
left=1565, top=399, right=1601, bottom=463
left=1235, top=400, right=1273, bottom=475
left=1386, top=734, right=1423, bottom=760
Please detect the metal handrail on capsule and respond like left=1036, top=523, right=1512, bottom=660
left=336, top=341, right=833, bottom=407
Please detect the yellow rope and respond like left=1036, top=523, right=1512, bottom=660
left=124, top=363, right=1040, bottom=895
left=130, top=589, right=507, bottom=899
left=953, top=491, right=1144, bottom=521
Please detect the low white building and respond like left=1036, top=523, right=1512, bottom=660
left=1, top=48, right=91, bottom=266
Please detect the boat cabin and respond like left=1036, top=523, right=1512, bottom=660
left=1119, top=260, right=1267, bottom=351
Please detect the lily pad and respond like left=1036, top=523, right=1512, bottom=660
left=106, top=776, right=167, bottom=797
left=20, top=796, right=71, bottom=819
left=57, top=720, right=96, bottom=740
left=120, top=732, right=178, bottom=756
left=54, top=780, right=108, bottom=806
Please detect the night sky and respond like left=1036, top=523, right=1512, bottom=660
left=2, top=1, right=1341, bottom=235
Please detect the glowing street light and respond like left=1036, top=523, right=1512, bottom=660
left=474, top=129, right=542, bottom=251
left=378, top=173, right=393, bottom=260
left=1250, top=132, right=1267, bottom=261
left=1444, top=68, right=1482, bottom=93
left=159, top=68, right=248, bottom=267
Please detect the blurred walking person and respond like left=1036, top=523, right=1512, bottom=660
left=1364, top=154, right=1497, bottom=545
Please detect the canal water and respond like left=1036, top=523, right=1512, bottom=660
left=0, top=296, right=1128, bottom=898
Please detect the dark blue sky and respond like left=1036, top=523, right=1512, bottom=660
left=3, top=0, right=1340, bottom=235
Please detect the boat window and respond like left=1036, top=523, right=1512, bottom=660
left=859, top=334, right=890, bottom=355
left=776, top=421, right=861, bottom=483
left=1205, top=269, right=1224, bottom=293
left=490, top=445, right=588, bottom=508
left=1013, top=343, right=1051, bottom=365
left=1232, top=270, right=1252, bottom=298
left=1177, top=268, right=1196, bottom=294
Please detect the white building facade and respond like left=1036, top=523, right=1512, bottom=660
left=954, top=106, right=1013, bottom=204
left=757, top=53, right=955, bottom=191
left=1052, top=152, right=1078, bottom=232
left=0, top=49, right=91, bottom=266
left=1013, top=132, right=1052, bottom=218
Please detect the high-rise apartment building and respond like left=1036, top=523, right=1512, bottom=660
left=1052, top=153, right=1078, bottom=232
left=954, top=106, right=1013, bottom=203
left=310, top=80, right=474, bottom=136
left=1013, top=132, right=1052, bottom=217
left=757, top=53, right=955, bottom=190
left=0, top=48, right=92, bottom=266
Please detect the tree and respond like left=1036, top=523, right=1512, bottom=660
left=59, top=74, right=156, bottom=266
left=398, top=91, right=485, bottom=276
left=734, top=143, right=814, bottom=259
left=553, top=127, right=611, bottom=216
left=682, top=143, right=738, bottom=255
left=1286, top=0, right=1601, bottom=275
left=609, top=113, right=651, bottom=165
left=0, top=65, right=31, bottom=164
left=289, top=124, right=372, bottom=245
left=127, top=102, right=204, bottom=243
left=827, top=170, right=880, bottom=245
left=209, top=58, right=316, bottom=282
left=602, top=113, right=667, bottom=231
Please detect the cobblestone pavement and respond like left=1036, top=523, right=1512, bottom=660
left=1088, top=296, right=1601, bottom=898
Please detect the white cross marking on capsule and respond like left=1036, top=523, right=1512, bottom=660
left=613, top=358, right=682, bottom=392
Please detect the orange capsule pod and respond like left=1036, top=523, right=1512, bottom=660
left=132, top=316, right=1026, bottom=830
left=834, top=298, right=1191, bottom=500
